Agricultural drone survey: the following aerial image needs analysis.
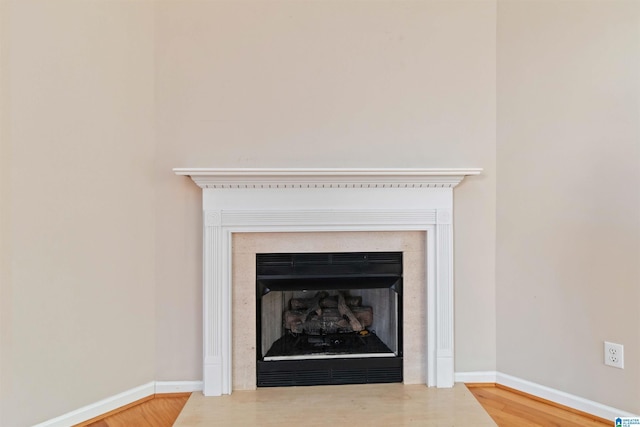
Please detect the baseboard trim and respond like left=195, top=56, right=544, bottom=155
left=455, top=370, right=637, bottom=421
left=496, top=372, right=637, bottom=421
left=155, top=380, right=203, bottom=394
left=33, top=380, right=202, bottom=427
left=33, top=382, right=156, bottom=427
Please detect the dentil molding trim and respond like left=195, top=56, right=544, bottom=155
left=173, top=167, right=482, bottom=188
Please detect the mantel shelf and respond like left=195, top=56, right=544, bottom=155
left=173, top=168, right=482, bottom=189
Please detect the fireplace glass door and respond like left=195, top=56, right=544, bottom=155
left=256, top=252, right=403, bottom=387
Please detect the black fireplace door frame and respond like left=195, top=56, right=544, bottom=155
left=255, top=251, right=404, bottom=362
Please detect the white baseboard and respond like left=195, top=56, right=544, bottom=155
left=155, top=380, right=203, bottom=394
left=495, top=372, right=637, bottom=421
left=32, top=382, right=156, bottom=427
left=33, top=380, right=202, bottom=427
left=455, top=370, right=638, bottom=421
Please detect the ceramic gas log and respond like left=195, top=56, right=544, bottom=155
left=283, top=291, right=372, bottom=334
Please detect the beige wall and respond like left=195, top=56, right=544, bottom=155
left=32, top=0, right=640, bottom=423
left=155, top=0, right=498, bottom=382
left=0, top=3, right=11, bottom=424
left=4, top=0, right=638, bottom=422
left=1, top=1, right=498, bottom=423
left=0, top=1, right=157, bottom=426
left=497, top=0, right=640, bottom=413
left=5, top=0, right=639, bottom=423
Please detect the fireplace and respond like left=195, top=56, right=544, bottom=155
left=174, top=168, right=481, bottom=396
left=256, top=251, right=403, bottom=386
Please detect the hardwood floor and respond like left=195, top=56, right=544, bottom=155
left=468, top=384, right=612, bottom=427
left=74, top=385, right=615, bottom=427
left=75, top=393, right=190, bottom=427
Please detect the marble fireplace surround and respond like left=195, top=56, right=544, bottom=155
left=174, top=168, right=481, bottom=396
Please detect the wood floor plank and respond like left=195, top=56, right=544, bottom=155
left=468, top=385, right=612, bottom=427
left=80, top=394, right=190, bottom=427
left=493, top=387, right=609, bottom=427
left=476, top=388, right=572, bottom=426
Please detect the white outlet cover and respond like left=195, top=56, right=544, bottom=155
left=604, top=341, right=624, bottom=369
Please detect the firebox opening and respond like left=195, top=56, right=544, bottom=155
left=256, top=252, right=403, bottom=387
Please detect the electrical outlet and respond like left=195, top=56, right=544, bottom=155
left=604, top=341, right=624, bottom=369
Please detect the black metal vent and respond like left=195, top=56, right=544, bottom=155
left=257, top=252, right=402, bottom=270
left=331, top=368, right=368, bottom=384
left=256, top=251, right=403, bottom=293
left=257, top=358, right=403, bottom=387
left=366, top=367, right=403, bottom=383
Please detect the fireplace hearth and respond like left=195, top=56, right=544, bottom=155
left=256, top=252, right=403, bottom=387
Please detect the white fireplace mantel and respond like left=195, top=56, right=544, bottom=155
left=174, top=167, right=480, bottom=189
left=175, top=168, right=481, bottom=396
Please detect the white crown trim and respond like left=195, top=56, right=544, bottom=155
left=173, top=168, right=482, bottom=189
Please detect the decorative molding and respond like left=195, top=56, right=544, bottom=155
left=204, top=211, right=221, bottom=227
left=203, top=217, right=452, bottom=395
left=221, top=209, right=437, bottom=228
left=436, top=209, right=452, bottom=225
left=174, top=168, right=482, bottom=189
left=203, top=221, right=224, bottom=396
left=32, top=382, right=156, bottom=427
left=435, top=222, right=454, bottom=387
